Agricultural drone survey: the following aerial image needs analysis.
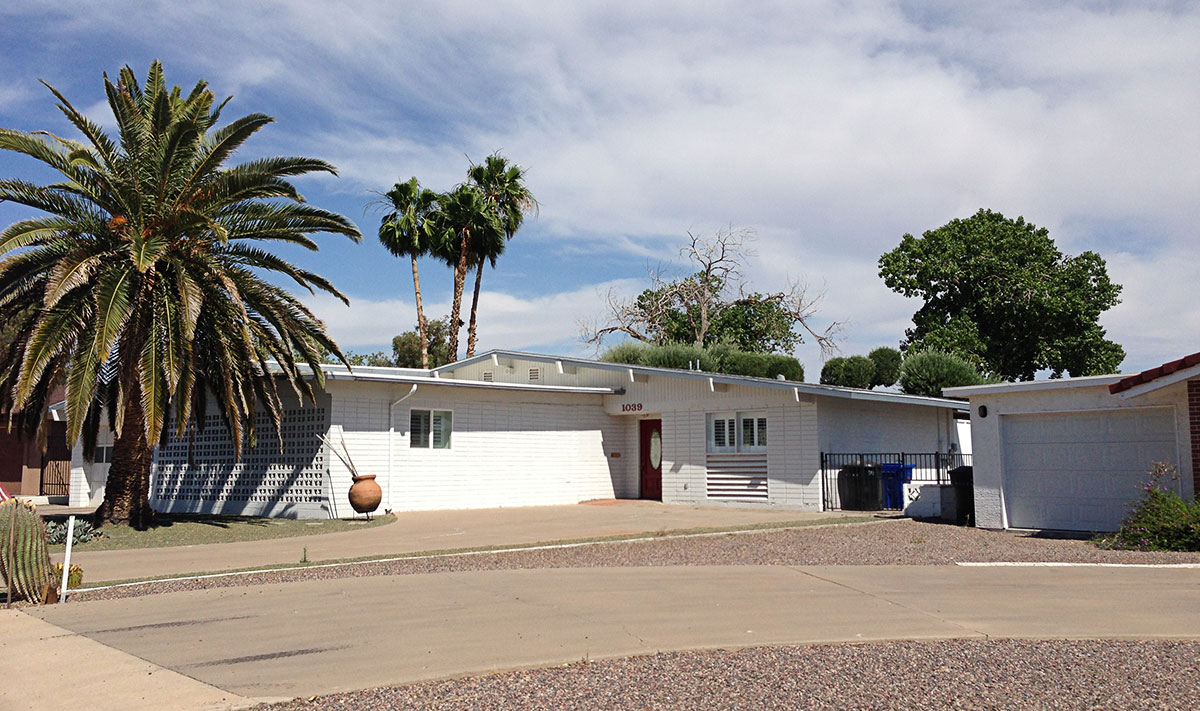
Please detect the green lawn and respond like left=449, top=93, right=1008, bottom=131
left=49, top=513, right=396, bottom=552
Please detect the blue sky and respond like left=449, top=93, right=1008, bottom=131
left=2, top=1, right=1197, bottom=376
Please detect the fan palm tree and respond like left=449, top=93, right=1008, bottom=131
left=431, top=184, right=501, bottom=361
left=0, top=62, right=360, bottom=527
left=464, top=153, right=535, bottom=357
left=463, top=224, right=506, bottom=359
left=378, top=177, right=441, bottom=368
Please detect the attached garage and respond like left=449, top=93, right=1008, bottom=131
left=947, top=353, right=1199, bottom=532
left=1001, top=408, right=1178, bottom=530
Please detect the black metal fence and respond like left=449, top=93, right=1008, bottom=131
left=821, top=451, right=972, bottom=511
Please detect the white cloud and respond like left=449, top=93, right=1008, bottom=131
left=305, top=277, right=647, bottom=358
left=5, top=1, right=1197, bottom=372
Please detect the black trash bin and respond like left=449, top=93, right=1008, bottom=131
left=948, top=465, right=974, bottom=525
left=837, top=463, right=883, bottom=510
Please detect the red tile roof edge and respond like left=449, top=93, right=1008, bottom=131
left=1109, top=351, right=1200, bottom=394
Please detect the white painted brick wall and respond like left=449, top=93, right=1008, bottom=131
left=325, top=380, right=627, bottom=512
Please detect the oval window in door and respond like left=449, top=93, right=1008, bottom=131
left=649, top=430, right=662, bottom=469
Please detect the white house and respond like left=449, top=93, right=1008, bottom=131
left=945, top=351, right=1199, bottom=532
left=71, top=350, right=969, bottom=518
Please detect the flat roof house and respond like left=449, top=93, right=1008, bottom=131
left=945, top=351, right=1199, bottom=532
left=70, top=350, right=968, bottom=518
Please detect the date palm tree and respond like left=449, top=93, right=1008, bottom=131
left=378, top=177, right=441, bottom=368
left=0, top=62, right=360, bottom=527
left=464, top=153, right=535, bottom=357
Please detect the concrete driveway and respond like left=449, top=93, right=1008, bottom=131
left=10, top=564, right=1200, bottom=710
left=57, top=501, right=858, bottom=583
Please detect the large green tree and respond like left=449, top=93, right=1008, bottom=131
left=378, top=177, right=441, bottom=368
left=879, top=209, right=1124, bottom=380
left=464, top=153, right=536, bottom=358
left=392, top=317, right=455, bottom=368
left=0, top=63, right=360, bottom=526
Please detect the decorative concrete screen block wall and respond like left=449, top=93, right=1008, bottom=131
left=152, top=404, right=332, bottom=518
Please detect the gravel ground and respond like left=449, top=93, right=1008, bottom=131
left=69, top=519, right=1200, bottom=602
left=253, top=639, right=1200, bottom=711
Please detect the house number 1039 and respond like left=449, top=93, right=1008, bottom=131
left=621, top=403, right=643, bottom=412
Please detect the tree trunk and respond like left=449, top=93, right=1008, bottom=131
left=95, top=395, right=156, bottom=529
left=466, top=259, right=485, bottom=358
left=446, top=231, right=470, bottom=361
left=411, top=254, right=429, bottom=369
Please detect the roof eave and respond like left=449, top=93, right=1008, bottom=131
left=1114, top=362, right=1200, bottom=400
left=944, top=374, right=1125, bottom=398
left=441, top=350, right=967, bottom=409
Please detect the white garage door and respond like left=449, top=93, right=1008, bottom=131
left=1001, top=408, right=1177, bottom=531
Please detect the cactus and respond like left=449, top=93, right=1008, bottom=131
left=1, top=499, right=57, bottom=604
left=52, top=563, right=84, bottom=590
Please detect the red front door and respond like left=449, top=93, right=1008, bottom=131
left=639, top=418, right=663, bottom=501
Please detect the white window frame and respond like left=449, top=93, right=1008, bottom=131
left=707, top=410, right=767, bottom=454
left=410, top=408, right=453, bottom=449
left=707, top=412, right=737, bottom=453
left=739, top=410, right=767, bottom=453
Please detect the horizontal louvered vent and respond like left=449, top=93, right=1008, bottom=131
left=482, top=371, right=494, bottom=382
left=706, top=453, right=769, bottom=500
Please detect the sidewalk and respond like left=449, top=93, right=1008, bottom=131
left=55, top=501, right=860, bottom=583
left=1, top=610, right=256, bottom=711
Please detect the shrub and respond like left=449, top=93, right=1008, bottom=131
left=821, top=355, right=874, bottom=389
left=868, top=346, right=902, bottom=388
left=820, top=357, right=846, bottom=385
left=764, top=354, right=804, bottom=382
left=1098, top=463, right=1200, bottom=551
left=52, top=563, right=84, bottom=590
left=643, top=343, right=706, bottom=370
left=898, top=350, right=984, bottom=397
left=703, top=341, right=737, bottom=372
left=602, top=341, right=802, bottom=381
left=723, top=351, right=770, bottom=378
left=600, top=341, right=649, bottom=365
left=45, top=519, right=104, bottom=546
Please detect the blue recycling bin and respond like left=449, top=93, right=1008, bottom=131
left=879, top=463, right=914, bottom=509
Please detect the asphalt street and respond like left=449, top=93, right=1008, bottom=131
left=11, top=563, right=1200, bottom=709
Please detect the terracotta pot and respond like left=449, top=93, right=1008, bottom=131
left=348, top=474, right=382, bottom=514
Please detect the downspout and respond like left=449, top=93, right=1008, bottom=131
left=387, top=384, right=419, bottom=513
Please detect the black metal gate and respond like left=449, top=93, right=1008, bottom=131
left=821, top=451, right=972, bottom=511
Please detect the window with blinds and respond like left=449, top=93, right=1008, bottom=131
left=707, top=411, right=767, bottom=453
left=410, top=409, right=452, bottom=449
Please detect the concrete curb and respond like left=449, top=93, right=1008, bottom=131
left=957, top=561, right=1200, bottom=568
left=73, top=518, right=895, bottom=593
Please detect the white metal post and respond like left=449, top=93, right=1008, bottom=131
left=59, top=515, right=76, bottom=603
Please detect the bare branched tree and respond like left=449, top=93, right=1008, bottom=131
left=580, top=227, right=841, bottom=355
